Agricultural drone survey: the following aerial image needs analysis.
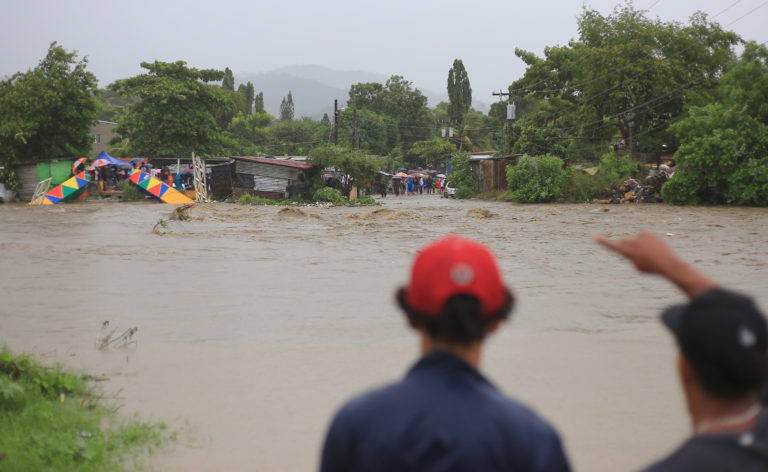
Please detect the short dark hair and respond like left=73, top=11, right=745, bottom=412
left=686, top=350, right=768, bottom=400
left=396, top=289, right=514, bottom=345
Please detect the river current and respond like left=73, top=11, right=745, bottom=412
left=1, top=196, right=766, bottom=471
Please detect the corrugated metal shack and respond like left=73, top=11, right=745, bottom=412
left=469, top=153, right=521, bottom=193
left=231, top=156, right=313, bottom=200
left=16, top=160, right=75, bottom=201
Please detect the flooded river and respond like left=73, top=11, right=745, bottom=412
left=1, top=196, right=767, bottom=471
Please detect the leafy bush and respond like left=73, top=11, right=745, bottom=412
left=506, top=154, right=567, bottom=202
left=237, top=193, right=255, bottom=205
left=349, top=194, right=379, bottom=205
left=313, top=187, right=346, bottom=204
left=117, top=180, right=141, bottom=201
left=564, top=153, right=642, bottom=202
left=0, top=347, right=168, bottom=470
left=449, top=152, right=479, bottom=199
left=0, top=165, right=20, bottom=191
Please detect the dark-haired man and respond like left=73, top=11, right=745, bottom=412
left=595, top=232, right=768, bottom=471
left=320, top=235, right=571, bottom=472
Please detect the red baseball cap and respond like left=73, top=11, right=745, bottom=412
left=403, top=235, right=511, bottom=318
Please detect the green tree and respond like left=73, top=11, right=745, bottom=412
left=254, top=92, right=265, bottom=114
left=264, top=117, right=326, bottom=155
left=238, top=81, right=255, bottom=115
left=109, top=60, right=226, bottom=156
left=308, top=145, right=380, bottom=196
left=337, top=107, right=399, bottom=155
left=223, top=111, right=274, bottom=155
left=347, top=75, right=430, bottom=154
left=506, top=154, right=567, bottom=202
left=662, top=43, right=768, bottom=205
left=280, top=91, right=295, bottom=121
left=506, top=1, right=739, bottom=160
left=410, top=138, right=454, bottom=168
left=222, top=67, right=235, bottom=91
left=0, top=42, right=98, bottom=169
left=447, top=59, right=472, bottom=127
left=448, top=152, right=478, bottom=199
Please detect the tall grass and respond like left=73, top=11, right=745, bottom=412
left=0, top=347, right=169, bottom=471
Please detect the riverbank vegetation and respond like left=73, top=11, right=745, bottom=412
left=0, top=347, right=168, bottom=471
left=1, top=1, right=766, bottom=205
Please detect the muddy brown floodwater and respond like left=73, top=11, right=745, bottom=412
left=1, top=196, right=767, bottom=471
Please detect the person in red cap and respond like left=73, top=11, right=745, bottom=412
left=595, top=231, right=768, bottom=472
left=320, top=234, right=571, bottom=472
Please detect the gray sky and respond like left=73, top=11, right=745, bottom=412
left=1, top=0, right=766, bottom=105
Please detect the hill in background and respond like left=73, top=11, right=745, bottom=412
left=236, top=65, right=487, bottom=120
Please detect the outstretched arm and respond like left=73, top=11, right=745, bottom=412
left=593, top=231, right=718, bottom=299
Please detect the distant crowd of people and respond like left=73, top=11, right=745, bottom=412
left=389, top=175, right=443, bottom=197
left=71, top=159, right=202, bottom=193
left=319, top=232, right=768, bottom=472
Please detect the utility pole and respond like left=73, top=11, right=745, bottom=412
left=493, top=90, right=516, bottom=155
left=333, top=99, right=339, bottom=145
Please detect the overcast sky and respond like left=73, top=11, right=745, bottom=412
left=1, top=0, right=766, bottom=104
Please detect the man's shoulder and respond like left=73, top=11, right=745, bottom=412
left=642, top=433, right=768, bottom=472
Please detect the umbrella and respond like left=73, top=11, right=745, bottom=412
left=72, top=157, right=87, bottom=173
left=395, top=172, right=408, bottom=178
left=437, top=174, right=446, bottom=178
left=391, top=175, right=402, bottom=180
left=92, top=158, right=110, bottom=167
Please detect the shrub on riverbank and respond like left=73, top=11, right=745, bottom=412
left=313, top=187, right=346, bottom=205
left=505, top=154, right=568, bottom=203
left=564, top=154, right=642, bottom=202
left=237, top=193, right=279, bottom=205
left=117, top=181, right=141, bottom=201
left=0, top=347, right=168, bottom=471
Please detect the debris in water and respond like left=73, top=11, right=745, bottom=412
left=277, top=207, right=306, bottom=217
left=466, top=208, right=495, bottom=218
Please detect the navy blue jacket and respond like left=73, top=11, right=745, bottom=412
left=320, top=351, right=571, bottom=472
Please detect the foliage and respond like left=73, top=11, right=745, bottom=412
left=117, top=180, right=141, bottom=201
left=506, top=154, right=567, bottom=203
left=337, top=107, right=399, bottom=155
left=0, top=42, right=98, bottom=171
left=264, top=118, right=327, bottom=155
left=222, top=67, right=235, bottom=91
left=449, top=152, right=478, bottom=199
left=109, top=61, right=227, bottom=157
left=254, top=92, right=265, bottom=114
left=223, top=111, right=273, bottom=155
left=409, top=138, right=454, bottom=168
left=447, top=59, right=472, bottom=127
left=308, top=146, right=381, bottom=196
left=237, top=193, right=279, bottom=205
left=96, top=88, right=139, bottom=122
left=348, top=75, right=431, bottom=154
left=0, top=346, right=168, bottom=471
left=280, top=91, right=294, bottom=121
left=237, top=82, right=255, bottom=115
left=313, top=186, right=346, bottom=204
left=349, top=194, right=379, bottom=205
left=506, top=1, right=739, bottom=158
left=237, top=193, right=255, bottom=205
left=563, top=153, right=641, bottom=201
left=663, top=42, right=768, bottom=205
left=461, top=110, right=492, bottom=152
left=0, top=166, right=20, bottom=191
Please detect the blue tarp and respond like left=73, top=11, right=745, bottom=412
left=95, top=151, right=132, bottom=167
